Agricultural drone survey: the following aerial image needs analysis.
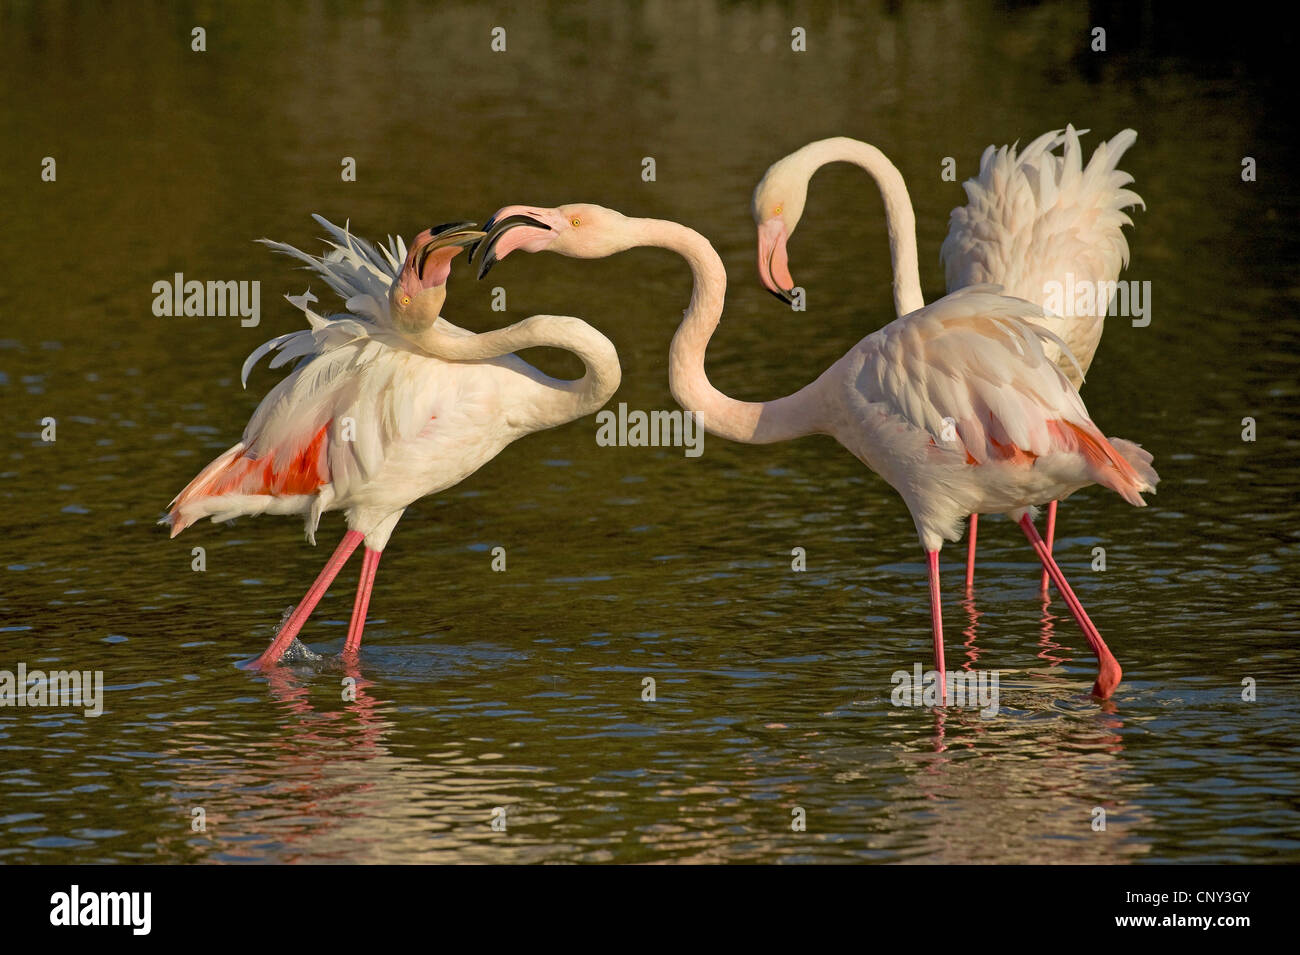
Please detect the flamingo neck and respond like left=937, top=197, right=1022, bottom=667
left=791, top=137, right=925, bottom=316
left=410, top=316, right=621, bottom=428
left=629, top=217, right=820, bottom=445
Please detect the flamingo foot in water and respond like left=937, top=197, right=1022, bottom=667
left=1019, top=514, right=1121, bottom=699
left=254, top=530, right=363, bottom=668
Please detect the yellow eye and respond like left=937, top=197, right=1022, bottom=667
left=571, top=217, right=581, bottom=227
left=400, top=295, right=411, bottom=306
left=774, top=205, right=783, bottom=217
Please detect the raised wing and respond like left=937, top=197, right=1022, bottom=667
left=939, top=126, right=1143, bottom=377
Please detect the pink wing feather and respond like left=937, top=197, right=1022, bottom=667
left=857, top=286, right=1156, bottom=503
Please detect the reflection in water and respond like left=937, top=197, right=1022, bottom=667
left=156, top=654, right=621, bottom=864
left=891, top=590, right=1145, bottom=864
left=959, top=593, right=983, bottom=671
left=888, top=701, right=1148, bottom=864
left=1, top=1, right=1298, bottom=863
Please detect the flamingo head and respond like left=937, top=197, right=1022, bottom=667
left=389, top=222, right=485, bottom=330
left=475, top=204, right=633, bottom=277
left=751, top=158, right=810, bottom=303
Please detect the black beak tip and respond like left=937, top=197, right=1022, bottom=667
left=428, top=220, right=477, bottom=238
left=767, top=286, right=794, bottom=305
left=474, top=213, right=554, bottom=278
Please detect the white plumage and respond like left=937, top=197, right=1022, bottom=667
left=751, top=127, right=1146, bottom=590
left=827, top=285, right=1155, bottom=551
left=164, top=216, right=621, bottom=664
left=940, top=126, right=1144, bottom=381
left=476, top=202, right=1157, bottom=699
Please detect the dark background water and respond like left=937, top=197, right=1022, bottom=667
left=0, top=1, right=1296, bottom=863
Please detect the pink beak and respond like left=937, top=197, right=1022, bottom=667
left=476, top=206, right=558, bottom=278
left=397, top=222, right=485, bottom=297
left=757, top=217, right=795, bottom=303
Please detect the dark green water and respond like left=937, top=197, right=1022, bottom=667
left=1, top=2, right=1297, bottom=863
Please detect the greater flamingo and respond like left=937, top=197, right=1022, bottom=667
left=477, top=204, right=1157, bottom=699
left=751, top=128, right=1143, bottom=591
left=164, top=216, right=621, bottom=666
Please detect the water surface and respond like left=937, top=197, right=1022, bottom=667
left=1, top=1, right=1297, bottom=863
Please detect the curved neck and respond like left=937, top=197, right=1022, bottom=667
left=633, top=218, right=821, bottom=444
left=410, top=315, right=621, bottom=428
left=794, top=137, right=925, bottom=316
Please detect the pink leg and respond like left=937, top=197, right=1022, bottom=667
left=343, top=548, right=382, bottom=656
left=927, top=550, right=947, bottom=704
left=255, top=530, right=364, bottom=668
left=964, top=513, right=978, bottom=592
left=1018, top=514, right=1121, bottom=699
left=1039, top=500, right=1058, bottom=593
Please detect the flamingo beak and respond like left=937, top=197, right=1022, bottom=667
left=476, top=209, right=556, bottom=279
left=400, top=223, right=485, bottom=295
left=757, top=217, right=795, bottom=304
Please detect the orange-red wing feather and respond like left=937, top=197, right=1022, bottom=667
left=169, top=423, right=331, bottom=526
